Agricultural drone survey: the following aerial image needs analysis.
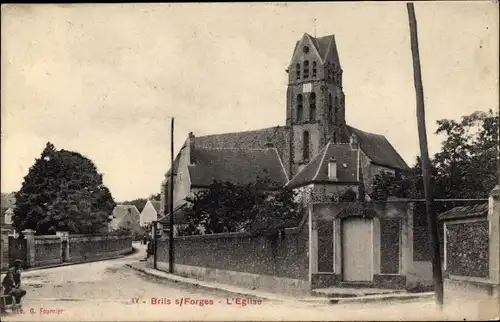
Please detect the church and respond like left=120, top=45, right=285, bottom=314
left=159, top=33, right=409, bottom=227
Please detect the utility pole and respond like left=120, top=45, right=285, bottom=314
left=169, top=117, right=175, bottom=274
left=152, top=220, right=157, bottom=269
left=406, top=2, right=444, bottom=308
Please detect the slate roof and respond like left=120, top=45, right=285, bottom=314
left=188, top=147, right=288, bottom=189
left=438, top=203, right=488, bottom=221
left=346, top=125, right=409, bottom=170
left=292, top=34, right=340, bottom=65
left=287, top=142, right=359, bottom=189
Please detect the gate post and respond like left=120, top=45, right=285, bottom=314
left=22, top=229, right=36, bottom=268
left=1, top=228, right=10, bottom=271
left=56, top=231, right=70, bottom=263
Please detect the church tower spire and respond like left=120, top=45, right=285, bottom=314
left=286, top=33, right=346, bottom=177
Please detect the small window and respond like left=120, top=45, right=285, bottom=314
left=297, top=94, right=303, bottom=122
left=309, top=92, right=316, bottom=122
left=303, top=60, right=309, bottom=79
left=296, top=63, right=300, bottom=80
left=312, top=61, right=317, bottom=77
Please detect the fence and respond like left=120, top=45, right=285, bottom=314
left=2, top=229, right=133, bottom=271
left=154, top=215, right=310, bottom=295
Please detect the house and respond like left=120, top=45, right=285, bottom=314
left=158, top=203, right=191, bottom=237
left=159, top=32, right=409, bottom=224
left=140, top=199, right=161, bottom=227
left=1, top=192, right=16, bottom=233
left=109, top=205, right=143, bottom=237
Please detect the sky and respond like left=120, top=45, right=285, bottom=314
left=1, top=2, right=498, bottom=201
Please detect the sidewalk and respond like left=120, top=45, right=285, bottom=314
left=126, top=261, right=435, bottom=305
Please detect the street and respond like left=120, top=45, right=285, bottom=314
left=1, top=243, right=469, bottom=321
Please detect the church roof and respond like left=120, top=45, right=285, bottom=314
left=287, top=142, right=359, bottom=189
left=292, top=33, right=341, bottom=65
left=346, top=125, right=409, bottom=170
left=188, top=147, right=288, bottom=189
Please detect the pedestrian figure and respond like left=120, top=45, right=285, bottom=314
left=143, top=234, right=148, bottom=245
left=1, top=259, right=27, bottom=312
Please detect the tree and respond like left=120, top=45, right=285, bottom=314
left=13, top=142, right=116, bottom=235
left=370, top=110, right=498, bottom=201
left=179, top=178, right=302, bottom=236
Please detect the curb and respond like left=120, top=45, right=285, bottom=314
left=315, top=292, right=436, bottom=305
left=2, top=247, right=138, bottom=274
left=126, top=264, right=285, bottom=302
left=126, top=264, right=435, bottom=305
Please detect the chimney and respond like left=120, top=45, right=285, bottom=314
left=188, top=132, right=196, bottom=164
left=349, top=133, right=359, bottom=150
left=328, top=157, right=338, bottom=181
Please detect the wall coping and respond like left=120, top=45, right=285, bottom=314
left=34, top=235, right=61, bottom=240
left=446, top=275, right=499, bottom=287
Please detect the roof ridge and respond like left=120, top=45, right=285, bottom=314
left=312, top=142, right=330, bottom=181
left=197, top=126, right=285, bottom=139
left=196, top=147, right=274, bottom=151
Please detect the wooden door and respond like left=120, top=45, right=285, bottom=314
left=342, top=218, right=373, bottom=282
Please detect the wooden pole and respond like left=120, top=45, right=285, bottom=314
left=152, top=220, right=157, bottom=269
left=406, top=2, right=444, bottom=307
left=169, top=117, right=175, bottom=273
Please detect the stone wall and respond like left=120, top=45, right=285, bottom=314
left=3, top=230, right=133, bottom=270
left=155, top=217, right=310, bottom=295
left=34, top=235, right=62, bottom=267
left=442, top=186, right=500, bottom=320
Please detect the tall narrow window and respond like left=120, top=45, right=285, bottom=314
left=334, top=97, right=339, bottom=123
left=297, top=94, right=303, bottom=122
left=303, top=60, right=309, bottom=79
left=309, top=92, right=316, bottom=122
left=303, top=131, right=310, bottom=161
left=333, top=133, right=337, bottom=143
left=312, top=61, right=317, bottom=77
left=328, top=94, right=333, bottom=124
left=296, top=63, right=301, bottom=80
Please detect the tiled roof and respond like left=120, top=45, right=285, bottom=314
left=110, top=205, right=140, bottom=228
left=438, top=203, right=488, bottom=221
left=159, top=203, right=188, bottom=225
left=196, top=126, right=289, bottom=156
left=287, top=142, right=358, bottom=189
left=346, top=125, right=409, bottom=170
left=150, top=200, right=162, bottom=213
left=165, top=126, right=289, bottom=180
left=1, top=193, right=15, bottom=209
left=189, top=147, right=287, bottom=189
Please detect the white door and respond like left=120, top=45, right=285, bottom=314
left=342, top=218, right=373, bottom=282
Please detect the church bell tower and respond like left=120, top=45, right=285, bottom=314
left=286, top=33, right=346, bottom=177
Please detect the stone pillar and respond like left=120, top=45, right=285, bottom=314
left=372, top=217, right=381, bottom=275
left=1, top=228, right=10, bottom=270
left=488, top=185, right=500, bottom=284
left=56, top=231, right=70, bottom=263
left=309, top=207, right=318, bottom=278
left=333, top=218, right=342, bottom=274
left=22, top=229, right=35, bottom=268
left=401, top=202, right=414, bottom=277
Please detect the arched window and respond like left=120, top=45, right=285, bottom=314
left=297, top=94, right=303, bottom=122
left=328, top=94, right=333, bottom=124
left=303, top=60, right=309, bottom=79
left=296, top=63, right=301, bottom=80
left=312, top=61, right=317, bottom=77
left=309, top=93, right=316, bottom=122
left=303, top=131, right=310, bottom=161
